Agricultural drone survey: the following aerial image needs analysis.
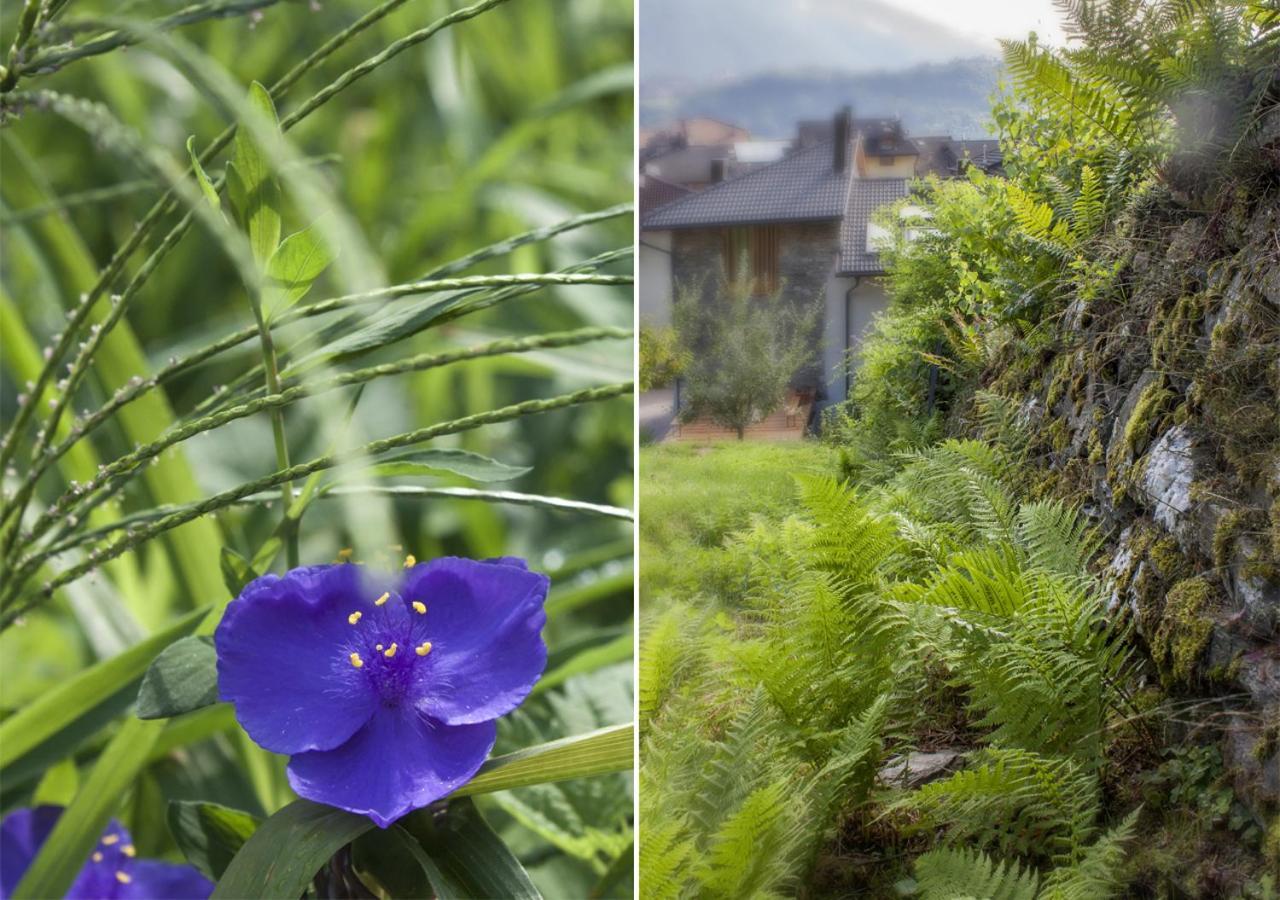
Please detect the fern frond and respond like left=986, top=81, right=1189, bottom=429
left=638, top=819, right=696, bottom=900
left=892, top=748, right=1100, bottom=860
left=1015, top=499, right=1102, bottom=581
left=695, top=779, right=801, bottom=899
left=1040, top=809, right=1141, bottom=898
left=913, top=846, right=1040, bottom=900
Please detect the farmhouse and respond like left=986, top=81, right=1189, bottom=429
left=640, top=107, right=1000, bottom=423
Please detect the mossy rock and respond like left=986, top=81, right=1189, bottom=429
left=1152, top=575, right=1224, bottom=686
left=1124, top=377, right=1175, bottom=458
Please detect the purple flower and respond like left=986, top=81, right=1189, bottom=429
left=0, top=806, right=213, bottom=900
left=214, top=556, right=550, bottom=827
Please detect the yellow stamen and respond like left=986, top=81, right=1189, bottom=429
left=412, top=600, right=426, bottom=615
left=337, top=547, right=353, bottom=560
left=416, top=641, right=433, bottom=656
left=92, top=852, right=103, bottom=863
left=102, top=835, right=119, bottom=846
left=384, top=642, right=398, bottom=658
left=122, top=844, right=136, bottom=858
left=404, top=554, right=416, bottom=567
left=115, top=872, right=132, bottom=885
left=348, top=611, right=362, bottom=625
left=349, top=652, right=364, bottom=669
left=374, top=591, right=389, bottom=606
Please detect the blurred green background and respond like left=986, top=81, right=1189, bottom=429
left=0, top=0, right=634, bottom=895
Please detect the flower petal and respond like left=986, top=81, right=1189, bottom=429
left=286, top=707, right=496, bottom=828
left=0, top=806, right=59, bottom=899
left=215, top=565, right=385, bottom=754
left=64, top=818, right=131, bottom=900
left=117, top=861, right=213, bottom=900
left=401, top=557, right=549, bottom=725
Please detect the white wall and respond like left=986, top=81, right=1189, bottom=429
left=639, top=230, right=673, bottom=327
left=818, top=275, right=890, bottom=415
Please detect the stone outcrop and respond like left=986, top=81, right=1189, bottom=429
left=989, top=171, right=1280, bottom=821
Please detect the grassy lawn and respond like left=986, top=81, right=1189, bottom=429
left=639, top=440, right=835, bottom=607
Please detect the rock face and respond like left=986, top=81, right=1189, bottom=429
left=996, top=180, right=1280, bottom=821
left=877, top=751, right=962, bottom=789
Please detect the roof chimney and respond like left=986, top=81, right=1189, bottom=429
left=833, top=105, right=851, bottom=173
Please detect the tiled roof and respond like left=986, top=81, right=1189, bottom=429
left=838, top=178, right=910, bottom=275
left=639, top=175, right=692, bottom=218
left=641, top=139, right=851, bottom=229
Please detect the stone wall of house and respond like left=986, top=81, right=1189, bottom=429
left=986, top=176, right=1280, bottom=824
left=670, top=221, right=838, bottom=391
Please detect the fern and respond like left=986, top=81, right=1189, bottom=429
left=1040, top=810, right=1140, bottom=898
left=891, top=748, right=1100, bottom=860
left=638, top=819, right=695, bottom=900
left=695, top=780, right=800, bottom=899
left=914, top=846, right=1041, bottom=900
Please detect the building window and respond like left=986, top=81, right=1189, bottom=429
left=721, top=225, right=779, bottom=293
left=877, top=155, right=894, bottom=166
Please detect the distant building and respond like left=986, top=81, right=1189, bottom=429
left=640, top=106, right=993, bottom=421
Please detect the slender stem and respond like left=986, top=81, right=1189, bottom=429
left=17, top=328, right=630, bottom=555
left=0, top=0, right=430, bottom=504
left=20, top=2, right=283, bottom=79
left=1, top=381, right=634, bottom=619
left=13, top=272, right=631, bottom=525
left=249, top=301, right=297, bottom=568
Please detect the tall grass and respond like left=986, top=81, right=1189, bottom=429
left=0, top=0, right=634, bottom=895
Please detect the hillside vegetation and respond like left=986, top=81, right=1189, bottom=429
left=640, top=2, right=1279, bottom=896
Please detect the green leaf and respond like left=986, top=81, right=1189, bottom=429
left=168, top=800, right=262, bottom=881
left=186, top=137, right=220, bottom=212
left=398, top=797, right=541, bottom=900
left=230, top=81, right=281, bottom=265
left=32, top=757, right=79, bottom=806
left=262, top=225, right=334, bottom=319
left=211, top=800, right=375, bottom=900
left=0, top=606, right=207, bottom=771
left=533, top=630, right=632, bottom=696
left=135, top=635, right=220, bottom=720
left=456, top=723, right=634, bottom=798
left=357, top=448, right=531, bottom=483
left=219, top=546, right=257, bottom=595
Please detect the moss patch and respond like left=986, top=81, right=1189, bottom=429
left=1152, top=576, right=1222, bottom=686
left=1124, top=377, right=1175, bottom=458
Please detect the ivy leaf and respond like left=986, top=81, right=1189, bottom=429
left=229, top=81, right=281, bottom=265
left=186, top=137, right=220, bottom=213
left=262, top=225, right=334, bottom=320
left=168, top=801, right=261, bottom=881
left=135, top=636, right=220, bottom=720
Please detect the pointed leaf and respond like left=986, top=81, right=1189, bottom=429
left=358, top=448, right=531, bottom=483
left=211, top=800, right=374, bottom=900
left=187, top=137, right=220, bottom=212
left=398, top=798, right=541, bottom=900
left=135, top=636, right=220, bottom=720
left=262, top=225, right=334, bottom=319
left=219, top=546, right=257, bottom=596
left=230, top=82, right=281, bottom=264
left=168, top=800, right=262, bottom=881
left=455, top=723, right=633, bottom=797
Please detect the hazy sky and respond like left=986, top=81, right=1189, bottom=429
left=640, top=0, right=1071, bottom=87
left=899, top=0, right=1067, bottom=49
